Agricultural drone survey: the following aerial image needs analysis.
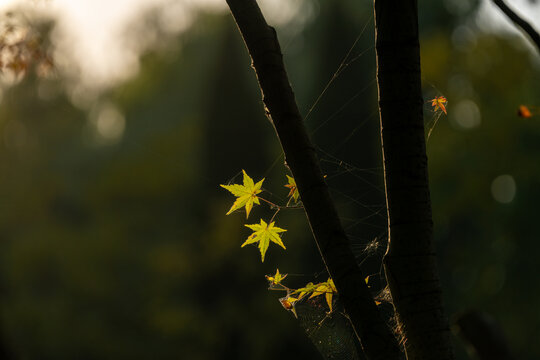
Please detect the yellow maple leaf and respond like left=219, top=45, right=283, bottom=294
left=284, top=175, right=300, bottom=203
left=431, top=96, right=448, bottom=115
left=265, top=269, right=287, bottom=286
left=220, top=170, right=264, bottom=218
left=308, top=278, right=337, bottom=312
left=242, top=219, right=286, bottom=262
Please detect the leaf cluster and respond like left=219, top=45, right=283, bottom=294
left=220, top=170, right=300, bottom=262
left=0, top=14, right=53, bottom=77
left=221, top=170, right=341, bottom=318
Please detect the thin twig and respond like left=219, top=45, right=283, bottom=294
left=492, top=0, right=540, bottom=54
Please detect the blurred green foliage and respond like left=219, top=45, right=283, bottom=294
left=0, top=0, right=539, bottom=359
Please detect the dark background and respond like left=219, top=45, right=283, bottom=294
left=0, top=0, right=539, bottom=358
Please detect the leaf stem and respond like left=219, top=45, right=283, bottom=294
left=258, top=196, right=303, bottom=210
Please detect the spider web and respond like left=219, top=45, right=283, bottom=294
left=295, top=295, right=363, bottom=360
left=252, top=7, right=445, bottom=359
left=255, top=14, right=386, bottom=360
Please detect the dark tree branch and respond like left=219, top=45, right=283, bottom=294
left=225, top=0, right=402, bottom=359
left=453, top=310, right=515, bottom=360
left=492, top=0, right=540, bottom=54
left=374, top=0, right=454, bottom=358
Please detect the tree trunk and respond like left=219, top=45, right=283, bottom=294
left=373, top=0, right=454, bottom=359
left=225, top=0, right=402, bottom=359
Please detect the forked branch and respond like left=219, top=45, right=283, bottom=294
left=225, top=0, right=402, bottom=359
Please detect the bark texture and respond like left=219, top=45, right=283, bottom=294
left=225, top=0, right=402, bottom=359
left=373, top=0, right=454, bottom=359
left=492, top=0, right=540, bottom=54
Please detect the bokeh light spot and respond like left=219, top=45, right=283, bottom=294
left=88, top=103, right=126, bottom=145
left=450, top=99, right=481, bottom=129
left=491, top=174, right=516, bottom=204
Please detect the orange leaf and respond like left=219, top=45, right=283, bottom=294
left=518, top=105, right=532, bottom=118
left=284, top=175, right=300, bottom=203
left=431, top=96, right=447, bottom=115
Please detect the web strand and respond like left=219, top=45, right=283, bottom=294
left=303, top=16, right=374, bottom=124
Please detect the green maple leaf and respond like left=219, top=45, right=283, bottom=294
left=220, top=170, right=264, bottom=218
left=291, top=282, right=315, bottom=301
left=242, top=219, right=286, bottom=262
left=284, top=175, right=300, bottom=203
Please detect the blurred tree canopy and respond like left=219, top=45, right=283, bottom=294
left=0, top=0, right=539, bottom=359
